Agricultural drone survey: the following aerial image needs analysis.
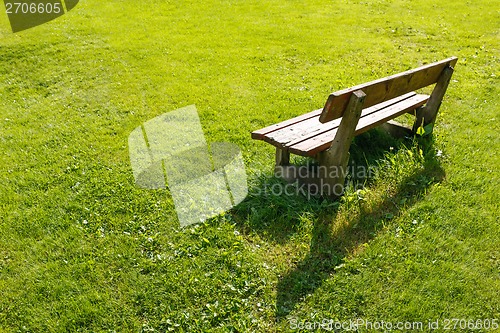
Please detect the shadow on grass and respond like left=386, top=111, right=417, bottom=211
left=234, top=130, right=445, bottom=319
left=233, top=130, right=399, bottom=243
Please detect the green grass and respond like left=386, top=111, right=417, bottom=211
left=0, top=0, right=498, bottom=332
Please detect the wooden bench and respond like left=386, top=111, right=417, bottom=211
left=252, top=57, right=458, bottom=197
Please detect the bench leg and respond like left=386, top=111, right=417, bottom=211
left=318, top=90, right=366, bottom=198
left=413, top=66, right=454, bottom=135
left=275, top=147, right=290, bottom=166
left=274, top=147, right=299, bottom=182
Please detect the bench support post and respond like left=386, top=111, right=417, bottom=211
left=413, top=66, right=455, bottom=135
left=317, top=90, right=366, bottom=197
left=275, top=147, right=290, bottom=167
left=274, top=147, right=295, bottom=181
left=380, top=120, right=413, bottom=138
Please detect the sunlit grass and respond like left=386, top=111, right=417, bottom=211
left=0, top=0, right=498, bottom=331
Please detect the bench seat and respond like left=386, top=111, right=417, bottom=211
left=252, top=92, right=429, bottom=157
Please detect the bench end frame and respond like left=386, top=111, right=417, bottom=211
left=412, top=65, right=455, bottom=135
left=318, top=89, right=366, bottom=197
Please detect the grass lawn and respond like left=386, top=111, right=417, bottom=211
left=0, top=0, right=498, bottom=331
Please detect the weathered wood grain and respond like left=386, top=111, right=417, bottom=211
left=261, top=93, right=418, bottom=148
left=288, top=94, right=428, bottom=156
left=319, top=57, right=458, bottom=123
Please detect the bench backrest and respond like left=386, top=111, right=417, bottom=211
left=319, top=57, right=458, bottom=123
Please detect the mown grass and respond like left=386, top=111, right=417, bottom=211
left=0, top=0, right=498, bottom=332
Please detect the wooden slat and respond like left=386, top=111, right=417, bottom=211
left=319, top=57, right=458, bottom=123
left=265, top=113, right=335, bottom=146
left=251, top=109, right=322, bottom=140
left=264, top=92, right=417, bottom=148
left=289, top=94, right=429, bottom=156
left=355, top=94, right=428, bottom=132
